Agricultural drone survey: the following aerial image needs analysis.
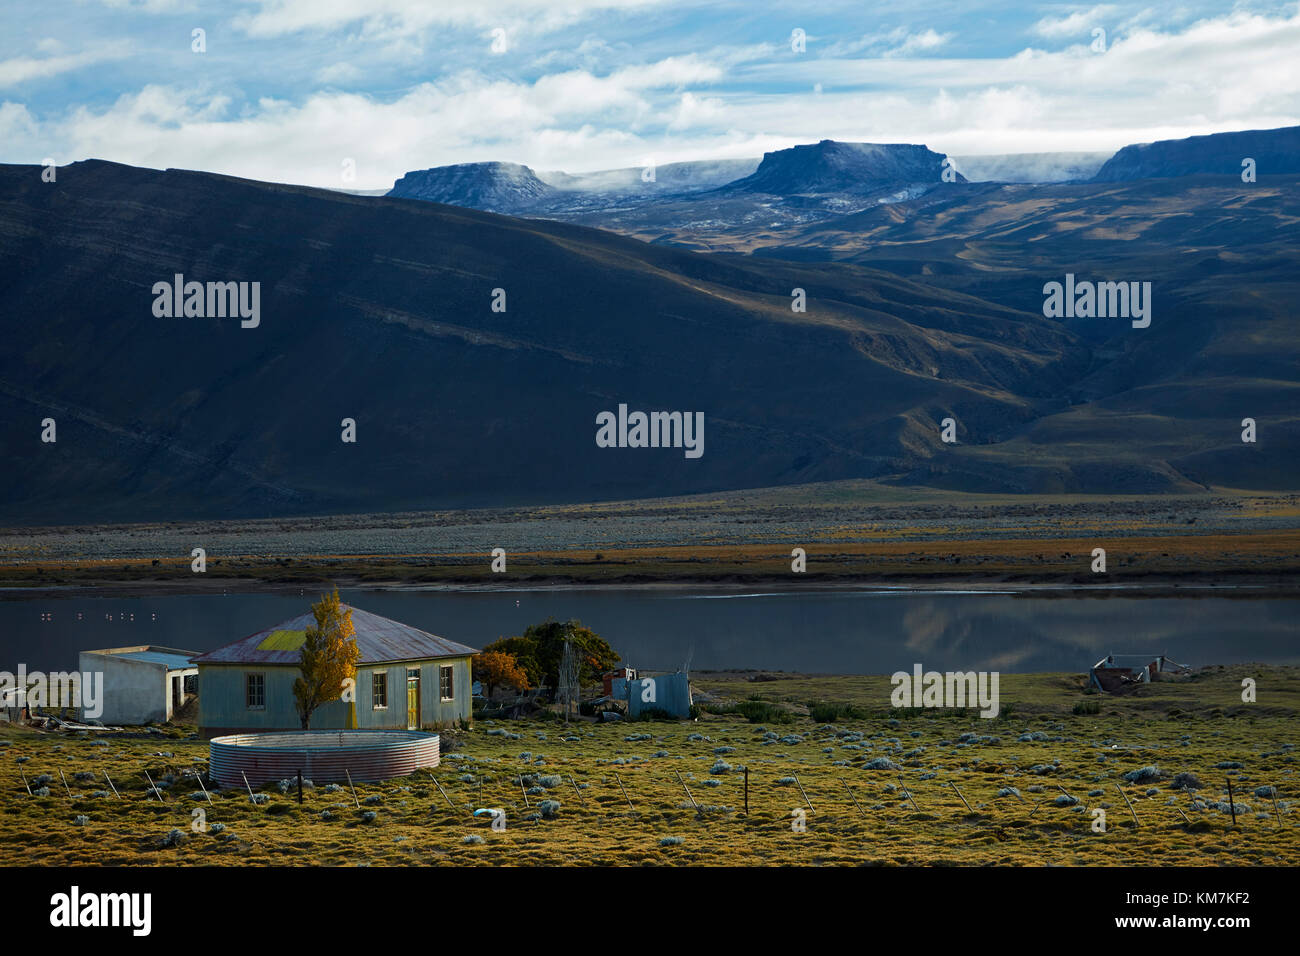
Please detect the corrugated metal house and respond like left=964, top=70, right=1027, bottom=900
left=626, top=671, right=693, bottom=719
left=191, top=606, right=478, bottom=737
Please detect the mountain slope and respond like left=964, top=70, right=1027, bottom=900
left=1, top=159, right=1112, bottom=524
left=389, top=161, right=555, bottom=214
left=727, top=140, right=962, bottom=194
left=1092, top=126, right=1300, bottom=182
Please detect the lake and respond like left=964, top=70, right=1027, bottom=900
left=1, top=586, right=1296, bottom=675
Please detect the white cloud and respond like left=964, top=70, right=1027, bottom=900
left=0, top=43, right=131, bottom=88
left=1032, top=5, right=1116, bottom=39
left=4, top=7, right=1299, bottom=186
left=824, top=26, right=954, bottom=59
left=232, top=0, right=665, bottom=39
left=316, top=62, right=364, bottom=85
left=885, top=29, right=953, bottom=57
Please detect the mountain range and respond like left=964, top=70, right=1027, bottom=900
left=1, top=125, right=1296, bottom=524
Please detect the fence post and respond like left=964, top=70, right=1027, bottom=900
left=674, top=770, right=700, bottom=813
left=951, top=781, right=974, bottom=814
left=615, top=772, right=634, bottom=811
left=1115, top=783, right=1139, bottom=827
left=793, top=773, right=813, bottom=811
left=842, top=779, right=866, bottom=818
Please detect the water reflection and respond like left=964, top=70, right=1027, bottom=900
left=0, top=588, right=1294, bottom=675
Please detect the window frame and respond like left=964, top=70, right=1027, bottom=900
left=439, top=664, right=454, bottom=702
left=372, top=671, right=388, bottom=710
left=245, top=672, right=265, bottom=711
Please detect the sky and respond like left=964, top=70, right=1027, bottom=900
left=1, top=1, right=1298, bottom=189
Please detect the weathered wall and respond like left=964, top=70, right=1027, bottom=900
left=198, top=657, right=472, bottom=736
left=79, top=653, right=168, bottom=725
left=627, top=672, right=693, bottom=719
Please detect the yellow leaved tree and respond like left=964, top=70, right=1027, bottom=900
left=293, top=589, right=361, bottom=730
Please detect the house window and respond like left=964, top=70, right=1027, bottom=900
left=440, top=665, right=454, bottom=702
left=245, top=673, right=265, bottom=710
left=372, top=672, right=388, bottom=709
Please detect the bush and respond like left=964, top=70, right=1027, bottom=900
left=161, top=828, right=187, bottom=847
left=1072, top=700, right=1101, bottom=715
left=1171, top=772, right=1202, bottom=790
left=539, top=799, right=561, bottom=819
left=863, top=757, right=900, bottom=771
left=1122, top=765, right=1162, bottom=784
left=703, top=700, right=794, bottom=724
left=635, top=708, right=676, bottom=722
left=462, top=834, right=484, bottom=845
left=659, top=836, right=683, bottom=847
left=807, top=700, right=870, bottom=722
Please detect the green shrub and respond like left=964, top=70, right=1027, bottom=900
left=702, top=700, right=794, bottom=724
left=807, top=700, right=870, bottom=722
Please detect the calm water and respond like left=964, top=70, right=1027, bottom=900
left=1, top=587, right=1296, bottom=675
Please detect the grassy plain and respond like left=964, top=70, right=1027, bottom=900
left=3, top=666, right=1297, bottom=867
left=2, top=485, right=1298, bottom=590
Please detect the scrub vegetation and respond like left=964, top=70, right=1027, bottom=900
left=2, top=665, right=1296, bottom=867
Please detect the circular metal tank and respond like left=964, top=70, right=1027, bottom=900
left=209, top=730, right=440, bottom=788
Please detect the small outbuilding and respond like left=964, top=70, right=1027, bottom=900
left=191, top=606, right=478, bottom=737
left=1089, top=654, right=1190, bottom=693
left=78, top=645, right=199, bottom=725
left=624, top=670, right=693, bottom=719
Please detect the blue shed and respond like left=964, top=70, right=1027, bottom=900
left=625, top=671, right=693, bottom=719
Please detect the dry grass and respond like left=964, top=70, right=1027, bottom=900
left=2, top=666, right=1297, bottom=866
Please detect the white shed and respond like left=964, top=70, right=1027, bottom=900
left=78, top=645, right=199, bottom=725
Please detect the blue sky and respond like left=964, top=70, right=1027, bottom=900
left=2, top=1, right=1298, bottom=188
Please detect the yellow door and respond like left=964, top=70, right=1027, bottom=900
left=407, top=670, right=420, bottom=730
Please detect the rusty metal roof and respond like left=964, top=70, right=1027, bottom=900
left=191, top=606, right=478, bottom=665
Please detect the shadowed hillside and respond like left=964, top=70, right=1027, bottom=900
left=0, top=158, right=1294, bottom=523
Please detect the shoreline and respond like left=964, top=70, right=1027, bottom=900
left=3, top=570, right=1298, bottom=600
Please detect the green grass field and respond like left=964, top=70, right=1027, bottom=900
left=2, top=666, right=1296, bottom=866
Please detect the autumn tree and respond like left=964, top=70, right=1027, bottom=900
left=478, top=635, right=543, bottom=687
left=473, top=650, right=529, bottom=697
left=293, top=589, right=361, bottom=730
